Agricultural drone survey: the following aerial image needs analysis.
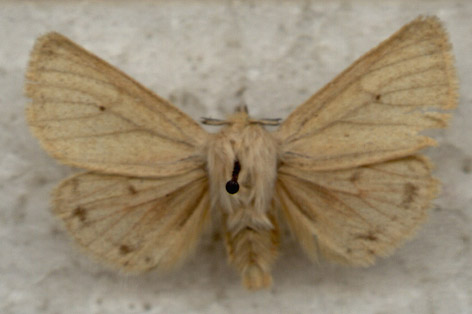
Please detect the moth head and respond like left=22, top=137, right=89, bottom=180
left=234, top=104, right=248, bottom=113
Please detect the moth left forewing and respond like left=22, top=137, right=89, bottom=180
left=275, top=16, right=457, bottom=171
left=276, top=156, right=437, bottom=265
left=53, top=168, right=210, bottom=272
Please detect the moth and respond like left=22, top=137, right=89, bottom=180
left=25, top=16, right=457, bottom=289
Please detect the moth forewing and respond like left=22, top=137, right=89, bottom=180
left=275, top=16, right=457, bottom=172
left=25, top=32, right=209, bottom=178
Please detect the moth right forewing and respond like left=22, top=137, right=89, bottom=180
left=26, top=32, right=208, bottom=177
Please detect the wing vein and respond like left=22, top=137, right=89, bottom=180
left=284, top=147, right=407, bottom=163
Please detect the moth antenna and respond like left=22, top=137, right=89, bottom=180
left=201, top=117, right=229, bottom=125
left=249, top=118, right=282, bottom=126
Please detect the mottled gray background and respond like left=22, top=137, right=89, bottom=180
left=1, top=1, right=471, bottom=313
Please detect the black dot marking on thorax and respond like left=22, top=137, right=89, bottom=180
left=226, top=160, right=241, bottom=194
left=226, top=180, right=239, bottom=194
